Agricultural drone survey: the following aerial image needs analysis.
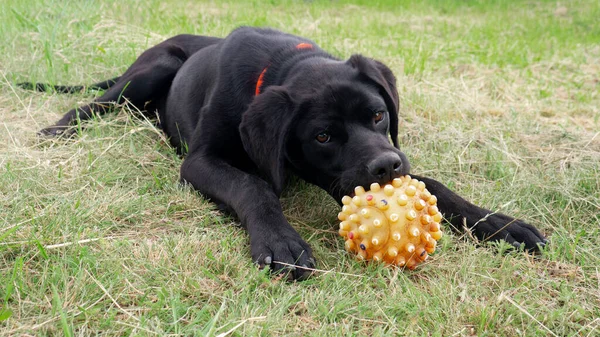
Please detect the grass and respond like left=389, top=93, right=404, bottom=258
left=1, top=0, right=599, bottom=335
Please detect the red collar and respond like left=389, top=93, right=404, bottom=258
left=255, top=43, right=314, bottom=96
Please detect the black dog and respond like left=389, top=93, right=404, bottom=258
left=23, top=27, right=546, bottom=280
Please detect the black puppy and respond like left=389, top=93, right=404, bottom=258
left=24, top=27, right=546, bottom=280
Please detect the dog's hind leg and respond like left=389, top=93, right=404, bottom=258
left=38, top=43, right=188, bottom=137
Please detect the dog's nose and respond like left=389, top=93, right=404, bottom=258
left=367, top=153, right=403, bottom=183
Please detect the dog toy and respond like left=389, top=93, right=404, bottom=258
left=338, top=175, right=442, bottom=269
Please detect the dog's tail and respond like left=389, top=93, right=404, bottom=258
left=18, top=76, right=121, bottom=94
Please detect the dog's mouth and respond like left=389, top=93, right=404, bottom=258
left=340, top=183, right=371, bottom=200
left=333, top=165, right=409, bottom=202
left=346, top=184, right=372, bottom=198
left=335, top=173, right=382, bottom=200
left=336, top=154, right=411, bottom=200
left=341, top=178, right=404, bottom=200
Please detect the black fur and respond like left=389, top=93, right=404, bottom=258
left=25, top=27, right=546, bottom=280
left=18, top=77, right=120, bottom=94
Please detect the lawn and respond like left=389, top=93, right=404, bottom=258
left=1, top=0, right=599, bottom=335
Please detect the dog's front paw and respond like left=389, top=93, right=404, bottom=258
left=250, top=227, right=315, bottom=281
left=472, top=212, right=547, bottom=251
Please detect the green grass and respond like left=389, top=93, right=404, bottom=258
left=1, top=0, right=599, bottom=335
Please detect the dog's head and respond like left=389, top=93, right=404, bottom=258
left=239, top=55, right=409, bottom=202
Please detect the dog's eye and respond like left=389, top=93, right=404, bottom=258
left=316, top=132, right=331, bottom=143
left=374, top=111, right=385, bottom=123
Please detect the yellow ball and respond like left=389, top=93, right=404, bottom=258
left=338, top=175, right=443, bottom=270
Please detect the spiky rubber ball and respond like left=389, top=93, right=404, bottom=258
left=338, top=175, right=443, bottom=270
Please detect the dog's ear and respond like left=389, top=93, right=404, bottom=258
left=239, top=86, right=298, bottom=195
left=347, top=55, right=400, bottom=148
